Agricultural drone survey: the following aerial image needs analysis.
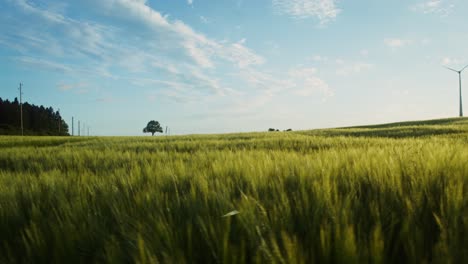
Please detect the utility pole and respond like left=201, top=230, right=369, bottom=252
left=459, top=72, right=463, bottom=117
left=58, top=108, right=61, bottom=134
left=88, top=126, right=89, bottom=137
left=78, top=120, right=80, bottom=136
left=82, top=122, right=85, bottom=137
left=72, top=117, right=74, bottom=136
left=19, top=83, right=23, bottom=136
left=166, top=126, right=168, bottom=135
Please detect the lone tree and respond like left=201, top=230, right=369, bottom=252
left=143, top=120, right=163, bottom=136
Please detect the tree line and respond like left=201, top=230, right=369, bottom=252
left=0, top=97, right=69, bottom=136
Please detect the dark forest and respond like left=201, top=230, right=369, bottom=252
left=0, top=97, right=69, bottom=136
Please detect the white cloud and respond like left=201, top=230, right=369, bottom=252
left=288, top=67, right=333, bottom=97
left=336, top=62, right=374, bottom=76
left=441, top=57, right=452, bottom=66
left=272, top=0, right=341, bottom=25
left=15, top=56, right=74, bottom=73
left=412, top=0, right=454, bottom=16
left=310, top=55, right=329, bottom=63
left=182, top=40, right=214, bottom=68
left=151, top=59, right=180, bottom=75
left=14, top=0, right=66, bottom=24
left=58, top=84, right=73, bottom=91
left=199, top=15, right=209, bottom=24
left=6, top=0, right=116, bottom=61
left=222, top=39, right=265, bottom=68
left=3, top=0, right=269, bottom=100
left=441, top=57, right=466, bottom=67
left=289, top=67, right=317, bottom=77
left=391, top=89, right=410, bottom=97
left=384, top=38, right=412, bottom=49
left=57, top=82, right=88, bottom=92
left=188, top=68, right=225, bottom=94
left=57, top=83, right=88, bottom=91
left=294, top=76, right=332, bottom=97
left=236, top=66, right=333, bottom=99
left=6, top=0, right=338, bottom=107
left=335, top=59, right=345, bottom=65
left=309, top=54, right=374, bottom=76
left=98, top=0, right=265, bottom=69
left=237, top=69, right=295, bottom=95
left=187, top=0, right=194, bottom=6
left=420, top=39, right=431, bottom=46
left=96, top=96, right=116, bottom=103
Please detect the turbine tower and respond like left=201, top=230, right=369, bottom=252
left=445, top=64, right=468, bottom=117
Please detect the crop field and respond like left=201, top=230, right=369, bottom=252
left=1, top=118, right=467, bottom=263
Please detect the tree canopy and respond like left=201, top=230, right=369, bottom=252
left=0, top=97, right=69, bottom=136
left=143, top=120, right=163, bottom=136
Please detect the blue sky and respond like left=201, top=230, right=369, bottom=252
left=0, top=0, right=467, bottom=135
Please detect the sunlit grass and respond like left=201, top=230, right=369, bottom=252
left=0, top=118, right=467, bottom=263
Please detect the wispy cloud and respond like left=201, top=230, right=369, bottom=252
left=441, top=57, right=467, bottom=67
left=310, top=55, right=330, bottom=63
left=2, top=0, right=268, bottom=100
left=14, top=0, right=66, bottom=24
left=57, top=82, right=88, bottom=95
left=97, top=0, right=264, bottom=70
left=15, top=56, right=74, bottom=73
left=14, top=55, right=117, bottom=79
left=2, top=0, right=333, bottom=107
left=199, top=15, right=209, bottom=24
left=131, top=70, right=231, bottom=103
left=288, top=67, right=334, bottom=98
left=272, top=0, right=341, bottom=25
left=310, top=54, right=374, bottom=76
left=57, top=82, right=85, bottom=90
left=236, top=66, right=333, bottom=99
left=336, top=62, right=374, bottom=76
left=96, top=96, right=116, bottom=103
left=412, top=0, right=454, bottom=16
left=9, top=0, right=114, bottom=60
left=237, top=69, right=295, bottom=95
left=58, top=84, right=73, bottom=91
left=222, top=39, right=265, bottom=68
left=289, top=67, right=317, bottom=77
left=384, top=38, right=412, bottom=49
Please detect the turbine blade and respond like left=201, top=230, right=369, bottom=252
left=444, top=66, right=459, bottom=73
left=461, top=64, right=468, bottom=72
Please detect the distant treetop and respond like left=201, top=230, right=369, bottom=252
left=143, top=120, right=163, bottom=136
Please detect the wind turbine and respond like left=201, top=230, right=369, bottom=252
left=445, top=64, right=468, bottom=117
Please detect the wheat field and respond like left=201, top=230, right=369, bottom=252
left=1, top=118, right=467, bottom=263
